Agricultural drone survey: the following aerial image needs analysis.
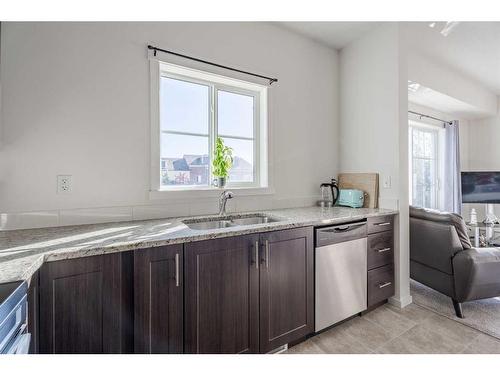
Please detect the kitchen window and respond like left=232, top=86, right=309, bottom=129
left=409, top=121, right=444, bottom=210
left=150, top=61, right=269, bottom=196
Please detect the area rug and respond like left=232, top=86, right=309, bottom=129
left=410, top=279, right=500, bottom=339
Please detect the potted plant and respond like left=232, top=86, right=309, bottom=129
left=212, top=137, right=233, bottom=188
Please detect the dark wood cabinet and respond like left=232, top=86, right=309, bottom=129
left=39, top=252, right=133, bottom=354
left=367, top=230, right=394, bottom=270
left=366, top=215, right=395, bottom=308
left=368, top=264, right=395, bottom=306
left=27, top=270, right=39, bottom=354
left=259, top=227, right=314, bottom=353
left=367, top=215, right=394, bottom=234
left=134, top=245, right=183, bottom=353
left=29, top=224, right=316, bottom=354
left=184, top=227, right=314, bottom=354
left=185, top=234, right=260, bottom=354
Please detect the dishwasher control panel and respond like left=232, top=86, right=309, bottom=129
left=315, top=220, right=367, bottom=247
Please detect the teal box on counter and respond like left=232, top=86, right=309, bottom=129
left=337, top=189, right=365, bottom=208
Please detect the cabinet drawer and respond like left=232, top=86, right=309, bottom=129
left=367, top=264, right=394, bottom=307
left=367, top=231, right=393, bottom=270
left=367, top=215, right=394, bottom=234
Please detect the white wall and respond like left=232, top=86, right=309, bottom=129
left=0, top=23, right=2, bottom=148
left=464, top=98, right=500, bottom=221
left=468, top=100, right=500, bottom=171
left=408, top=52, right=497, bottom=117
left=340, top=23, right=401, bottom=209
left=0, top=22, right=339, bottom=229
left=340, top=23, right=411, bottom=307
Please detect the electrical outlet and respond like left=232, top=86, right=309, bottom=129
left=383, top=175, right=392, bottom=189
left=57, top=175, right=72, bottom=194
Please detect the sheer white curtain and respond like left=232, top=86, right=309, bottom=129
left=443, top=120, right=462, bottom=214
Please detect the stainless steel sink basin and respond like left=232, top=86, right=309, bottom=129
left=183, top=214, right=280, bottom=230
left=183, top=219, right=233, bottom=230
left=230, top=216, right=278, bottom=226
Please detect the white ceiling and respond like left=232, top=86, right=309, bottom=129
left=408, top=84, right=490, bottom=120
left=281, top=22, right=500, bottom=94
left=279, top=22, right=383, bottom=49
left=405, top=22, right=500, bottom=95
left=280, top=21, right=500, bottom=115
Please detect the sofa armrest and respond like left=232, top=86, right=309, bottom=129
left=410, top=217, right=463, bottom=274
left=453, top=247, right=500, bottom=302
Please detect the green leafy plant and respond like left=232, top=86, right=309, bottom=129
left=212, top=137, right=233, bottom=178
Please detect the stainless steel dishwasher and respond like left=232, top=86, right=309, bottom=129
left=315, top=221, right=367, bottom=332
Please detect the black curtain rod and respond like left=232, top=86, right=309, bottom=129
left=408, top=110, right=453, bottom=125
left=148, top=45, right=278, bottom=85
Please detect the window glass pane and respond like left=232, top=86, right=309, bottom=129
left=413, top=128, right=425, bottom=157
left=160, top=133, right=209, bottom=186
left=410, top=125, right=438, bottom=209
left=217, top=90, right=254, bottom=138
left=160, top=77, right=209, bottom=134
left=221, top=137, right=254, bottom=183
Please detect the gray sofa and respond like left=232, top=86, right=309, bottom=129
left=410, top=205, right=500, bottom=318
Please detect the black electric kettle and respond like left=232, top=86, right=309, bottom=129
left=319, top=178, right=340, bottom=207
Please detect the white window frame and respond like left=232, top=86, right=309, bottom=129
left=213, top=82, right=260, bottom=189
left=408, top=120, right=445, bottom=210
left=149, top=59, right=272, bottom=200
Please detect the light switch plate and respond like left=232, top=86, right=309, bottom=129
left=383, top=175, right=392, bottom=189
left=57, top=175, right=72, bottom=194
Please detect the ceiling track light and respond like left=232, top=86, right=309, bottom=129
left=440, top=21, right=460, bottom=37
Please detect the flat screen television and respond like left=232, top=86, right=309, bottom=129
left=461, top=171, right=500, bottom=204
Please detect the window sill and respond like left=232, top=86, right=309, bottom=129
left=149, top=186, right=275, bottom=201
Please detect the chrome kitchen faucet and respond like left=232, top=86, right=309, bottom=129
left=218, top=190, right=234, bottom=216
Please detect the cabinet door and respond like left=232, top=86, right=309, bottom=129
left=367, top=231, right=394, bottom=270
left=134, top=245, right=183, bottom=353
left=368, top=264, right=395, bottom=307
left=259, top=227, right=314, bottom=353
left=39, top=252, right=133, bottom=354
left=185, top=235, right=259, bottom=354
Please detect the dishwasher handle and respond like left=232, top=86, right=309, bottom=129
left=328, top=222, right=366, bottom=232
left=316, top=221, right=367, bottom=246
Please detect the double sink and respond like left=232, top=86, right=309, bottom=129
left=183, top=213, right=281, bottom=230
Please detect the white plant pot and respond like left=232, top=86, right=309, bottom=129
left=213, top=177, right=227, bottom=188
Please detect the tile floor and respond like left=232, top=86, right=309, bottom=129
left=285, top=303, right=500, bottom=354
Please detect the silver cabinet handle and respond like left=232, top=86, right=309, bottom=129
left=376, top=222, right=391, bottom=226
left=265, top=240, right=269, bottom=269
left=378, top=281, right=392, bottom=289
left=175, top=253, right=180, bottom=287
left=255, top=241, right=259, bottom=269
left=377, top=247, right=391, bottom=253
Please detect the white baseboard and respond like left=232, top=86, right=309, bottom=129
left=389, top=294, right=413, bottom=308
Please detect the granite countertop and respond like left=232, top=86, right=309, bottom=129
left=0, top=206, right=397, bottom=284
